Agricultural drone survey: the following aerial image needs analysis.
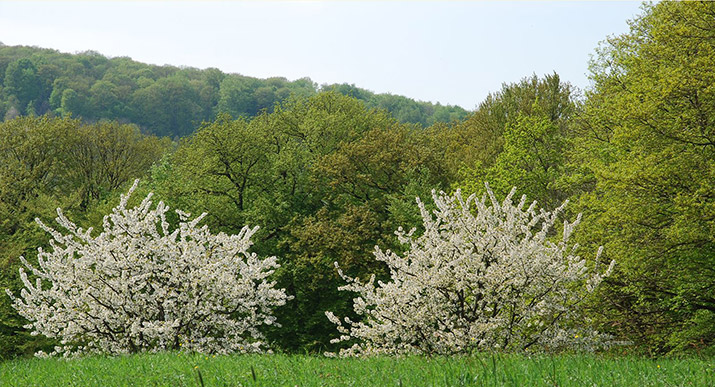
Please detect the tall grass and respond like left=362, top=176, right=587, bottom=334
left=1, top=352, right=712, bottom=386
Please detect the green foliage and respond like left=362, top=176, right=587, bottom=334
left=453, top=73, right=576, bottom=209
left=0, top=45, right=466, bottom=138
left=323, top=83, right=469, bottom=127
left=62, top=121, right=172, bottom=209
left=162, top=92, right=448, bottom=352
left=574, top=1, right=715, bottom=354
left=3, top=58, right=41, bottom=115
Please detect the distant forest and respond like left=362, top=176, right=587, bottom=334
left=0, top=44, right=468, bottom=137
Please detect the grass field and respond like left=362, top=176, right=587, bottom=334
left=0, top=352, right=712, bottom=386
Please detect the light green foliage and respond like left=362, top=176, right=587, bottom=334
left=62, top=121, right=172, bottom=209
left=170, top=113, right=275, bottom=231
left=319, top=83, right=469, bottom=127
left=0, top=116, right=75, bottom=236
left=453, top=74, right=576, bottom=209
left=0, top=116, right=74, bottom=359
left=574, top=1, right=715, bottom=353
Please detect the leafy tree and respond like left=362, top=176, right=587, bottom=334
left=88, top=80, right=123, bottom=119
left=170, top=113, right=274, bottom=231
left=0, top=116, right=75, bottom=236
left=3, top=58, right=40, bottom=115
left=286, top=121, right=443, bottom=351
left=62, top=121, right=171, bottom=209
left=163, top=92, right=449, bottom=352
left=452, top=74, right=576, bottom=209
left=168, top=91, right=395, bottom=251
left=130, top=76, right=203, bottom=137
left=59, top=89, right=85, bottom=117
left=217, top=76, right=263, bottom=118
left=0, top=116, right=77, bottom=358
left=575, top=1, right=715, bottom=354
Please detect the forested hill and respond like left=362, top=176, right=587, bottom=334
left=0, top=43, right=468, bottom=137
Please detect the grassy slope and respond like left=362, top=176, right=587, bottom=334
left=0, top=352, right=712, bottom=386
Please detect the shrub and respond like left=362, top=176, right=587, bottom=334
left=6, top=180, right=289, bottom=356
left=327, top=185, right=614, bottom=356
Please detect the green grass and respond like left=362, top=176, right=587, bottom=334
left=0, top=352, right=712, bottom=386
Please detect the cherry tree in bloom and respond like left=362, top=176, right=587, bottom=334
left=6, top=180, right=289, bottom=357
left=326, top=185, right=615, bottom=356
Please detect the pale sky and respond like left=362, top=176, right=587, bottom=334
left=0, top=1, right=644, bottom=109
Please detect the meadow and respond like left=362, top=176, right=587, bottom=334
left=1, top=352, right=712, bottom=387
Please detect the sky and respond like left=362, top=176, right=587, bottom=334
left=0, top=1, right=645, bottom=109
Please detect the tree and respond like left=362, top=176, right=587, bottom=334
left=0, top=116, right=75, bottom=235
left=6, top=180, right=289, bottom=356
left=0, top=116, right=77, bottom=358
left=3, top=58, right=40, bottom=115
left=164, top=92, right=443, bottom=352
left=575, top=1, right=715, bottom=353
left=217, top=76, right=260, bottom=118
left=88, top=80, right=122, bottom=119
left=327, top=185, right=614, bottom=356
left=59, top=88, right=86, bottom=118
left=451, top=73, right=576, bottom=209
left=130, top=75, right=203, bottom=137
left=460, top=113, right=570, bottom=211
left=62, top=121, right=171, bottom=209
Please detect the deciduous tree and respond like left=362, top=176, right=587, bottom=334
left=6, top=180, right=289, bottom=356
left=327, top=185, right=613, bottom=356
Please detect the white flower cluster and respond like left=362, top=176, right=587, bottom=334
left=6, top=180, right=289, bottom=357
left=326, top=185, right=615, bottom=356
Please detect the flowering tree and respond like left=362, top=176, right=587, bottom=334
left=6, top=180, right=289, bottom=357
left=326, top=185, right=615, bottom=356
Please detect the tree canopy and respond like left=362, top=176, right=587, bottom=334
left=0, top=46, right=467, bottom=138
left=572, top=1, right=715, bottom=353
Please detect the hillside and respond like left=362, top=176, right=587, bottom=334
left=0, top=43, right=468, bottom=137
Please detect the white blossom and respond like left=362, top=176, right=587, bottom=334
left=6, top=180, right=290, bottom=357
left=326, top=184, right=615, bottom=356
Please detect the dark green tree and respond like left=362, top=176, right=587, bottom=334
left=3, top=58, right=40, bottom=115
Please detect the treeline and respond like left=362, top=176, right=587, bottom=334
left=1, top=1, right=713, bottom=358
left=0, top=44, right=467, bottom=138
